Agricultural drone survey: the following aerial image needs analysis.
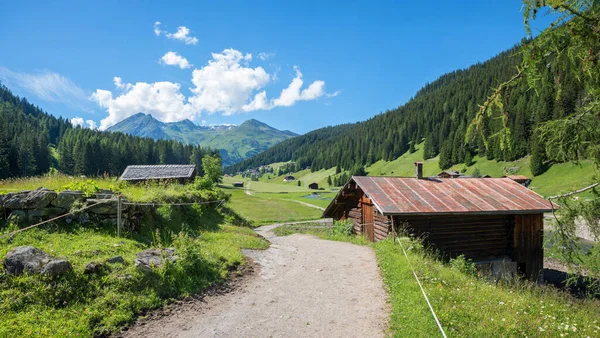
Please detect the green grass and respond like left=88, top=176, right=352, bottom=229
left=256, top=192, right=335, bottom=208
left=272, top=222, right=371, bottom=246
left=375, top=238, right=600, bottom=337
left=0, top=220, right=268, bottom=336
left=223, top=189, right=323, bottom=225
left=0, top=174, right=230, bottom=203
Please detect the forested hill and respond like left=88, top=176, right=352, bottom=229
left=0, top=83, right=218, bottom=179
left=226, top=43, right=581, bottom=175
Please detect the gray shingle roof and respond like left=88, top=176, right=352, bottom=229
left=120, top=165, right=196, bottom=181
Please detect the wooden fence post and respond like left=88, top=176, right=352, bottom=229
left=117, top=194, right=122, bottom=237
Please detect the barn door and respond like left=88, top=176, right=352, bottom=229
left=362, top=200, right=374, bottom=242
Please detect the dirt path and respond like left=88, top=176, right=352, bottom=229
left=123, top=223, right=389, bottom=338
left=290, top=199, right=326, bottom=211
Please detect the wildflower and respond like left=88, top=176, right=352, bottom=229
left=499, top=301, right=505, bottom=305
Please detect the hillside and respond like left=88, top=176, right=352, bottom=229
left=0, top=83, right=217, bottom=178
left=108, top=113, right=298, bottom=166
left=227, top=42, right=584, bottom=178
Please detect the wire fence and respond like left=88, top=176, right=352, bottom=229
left=1, top=190, right=228, bottom=238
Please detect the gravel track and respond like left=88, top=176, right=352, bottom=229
left=123, top=223, right=389, bottom=338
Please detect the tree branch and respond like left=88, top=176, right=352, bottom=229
left=547, top=182, right=599, bottom=200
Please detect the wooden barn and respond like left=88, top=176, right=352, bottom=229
left=119, top=164, right=197, bottom=183
left=323, top=163, right=553, bottom=281
left=233, top=182, right=244, bottom=188
left=309, top=182, right=319, bottom=190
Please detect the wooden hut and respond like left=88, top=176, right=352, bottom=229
left=308, top=182, right=319, bottom=190
left=233, top=182, right=244, bottom=188
left=283, top=175, right=296, bottom=182
left=322, top=163, right=553, bottom=281
left=119, top=164, right=196, bottom=183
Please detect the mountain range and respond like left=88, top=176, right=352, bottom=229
left=107, top=113, right=298, bottom=165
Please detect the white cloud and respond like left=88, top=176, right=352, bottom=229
left=166, top=26, right=198, bottom=45
left=326, top=90, right=342, bottom=98
left=0, top=68, right=93, bottom=112
left=70, top=116, right=98, bottom=129
left=70, top=117, right=84, bottom=127
left=257, top=52, right=275, bottom=61
left=188, top=49, right=270, bottom=115
left=92, top=48, right=335, bottom=128
left=154, top=22, right=198, bottom=45
left=160, top=51, right=192, bottom=69
left=86, top=120, right=98, bottom=129
left=271, top=67, right=325, bottom=107
left=153, top=21, right=162, bottom=36
left=91, top=78, right=195, bottom=130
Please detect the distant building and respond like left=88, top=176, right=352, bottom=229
left=504, top=175, right=531, bottom=187
left=308, top=182, right=319, bottom=190
left=119, top=164, right=196, bottom=183
left=437, top=170, right=462, bottom=178
left=283, top=175, right=296, bottom=182
left=233, top=182, right=244, bottom=188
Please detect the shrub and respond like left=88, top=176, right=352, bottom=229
left=449, top=254, right=477, bottom=276
left=330, top=219, right=353, bottom=236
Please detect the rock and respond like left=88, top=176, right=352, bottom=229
left=106, top=256, right=124, bottom=264
left=42, top=260, right=72, bottom=278
left=94, top=189, right=114, bottom=199
left=2, top=188, right=57, bottom=209
left=50, top=190, right=84, bottom=209
left=8, top=210, right=27, bottom=224
left=84, top=261, right=105, bottom=274
left=135, top=248, right=177, bottom=272
left=86, top=198, right=128, bottom=215
left=27, top=207, right=66, bottom=221
left=4, top=246, right=52, bottom=274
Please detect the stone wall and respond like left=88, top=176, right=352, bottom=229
left=0, top=188, right=145, bottom=231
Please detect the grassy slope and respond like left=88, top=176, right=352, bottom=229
left=365, top=142, right=597, bottom=197
left=0, top=211, right=268, bottom=336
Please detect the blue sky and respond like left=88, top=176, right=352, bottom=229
left=0, top=1, right=554, bottom=134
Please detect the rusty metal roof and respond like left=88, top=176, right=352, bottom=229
left=351, top=176, right=553, bottom=215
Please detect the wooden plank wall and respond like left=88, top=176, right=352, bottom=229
left=348, top=207, right=362, bottom=234
left=394, top=215, right=514, bottom=259
left=514, top=214, right=544, bottom=282
left=373, top=212, right=391, bottom=241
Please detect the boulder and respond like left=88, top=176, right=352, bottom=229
left=4, top=246, right=73, bottom=278
left=27, top=207, right=66, bottom=221
left=42, top=260, right=72, bottom=278
left=135, top=248, right=177, bottom=272
left=4, top=246, right=52, bottom=274
left=50, top=190, right=84, bottom=209
left=2, top=188, right=57, bottom=209
left=84, top=261, right=105, bottom=274
left=106, top=256, right=124, bottom=264
left=93, top=189, right=114, bottom=199
left=8, top=210, right=27, bottom=224
left=86, top=198, right=128, bottom=215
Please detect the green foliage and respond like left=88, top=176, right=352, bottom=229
left=62, top=179, right=100, bottom=197
left=330, top=219, right=353, bottom=236
left=449, top=254, right=477, bottom=276
left=202, top=154, right=223, bottom=186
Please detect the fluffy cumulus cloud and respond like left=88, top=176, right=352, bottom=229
left=271, top=67, right=325, bottom=107
left=91, top=78, right=194, bottom=130
left=188, top=49, right=270, bottom=115
left=160, top=51, right=192, bottom=69
left=154, top=22, right=198, bottom=45
left=70, top=117, right=98, bottom=129
left=92, top=48, right=337, bottom=129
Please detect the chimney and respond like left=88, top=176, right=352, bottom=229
left=414, top=162, right=423, bottom=179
